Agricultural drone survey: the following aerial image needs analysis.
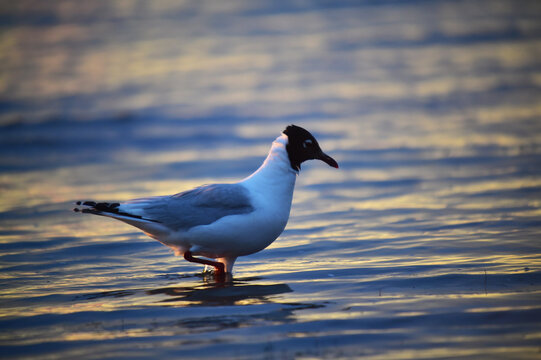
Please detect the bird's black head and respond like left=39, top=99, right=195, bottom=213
left=282, top=125, right=339, bottom=171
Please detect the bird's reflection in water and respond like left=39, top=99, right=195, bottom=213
left=71, top=277, right=308, bottom=338
left=147, top=276, right=293, bottom=307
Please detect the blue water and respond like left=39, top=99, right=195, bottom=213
left=1, top=1, right=541, bottom=359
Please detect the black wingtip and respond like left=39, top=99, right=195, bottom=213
left=81, top=208, right=101, bottom=215
left=74, top=201, right=161, bottom=223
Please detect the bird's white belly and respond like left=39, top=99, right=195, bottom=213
left=164, top=204, right=290, bottom=259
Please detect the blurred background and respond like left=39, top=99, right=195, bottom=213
left=1, top=1, right=541, bottom=359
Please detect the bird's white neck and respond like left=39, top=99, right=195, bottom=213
left=241, top=134, right=297, bottom=191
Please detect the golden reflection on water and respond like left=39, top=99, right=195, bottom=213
left=2, top=2, right=541, bottom=121
left=1, top=2, right=540, bottom=358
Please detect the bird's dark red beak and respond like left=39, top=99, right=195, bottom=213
left=317, top=152, right=339, bottom=168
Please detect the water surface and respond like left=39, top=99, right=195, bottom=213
left=1, top=1, right=541, bottom=359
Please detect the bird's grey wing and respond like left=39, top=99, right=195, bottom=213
left=131, top=184, right=254, bottom=231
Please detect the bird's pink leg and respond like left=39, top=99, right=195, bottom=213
left=184, top=251, right=225, bottom=277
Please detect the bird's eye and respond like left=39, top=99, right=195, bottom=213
left=303, top=139, right=313, bottom=148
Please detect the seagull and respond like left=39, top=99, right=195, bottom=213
left=75, top=125, right=338, bottom=278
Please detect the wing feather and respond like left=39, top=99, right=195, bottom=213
left=120, top=183, right=254, bottom=231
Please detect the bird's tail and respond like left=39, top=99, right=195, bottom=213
left=73, top=200, right=168, bottom=238
left=73, top=200, right=160, bottom=224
